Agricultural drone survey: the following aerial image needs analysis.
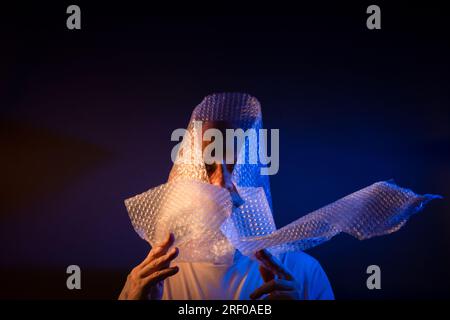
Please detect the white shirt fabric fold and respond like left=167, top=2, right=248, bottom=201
left=162, top=251, right=334, bottom=300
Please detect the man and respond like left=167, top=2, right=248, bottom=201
left=119, top=92, right=438, bottom=300
left=119, top=162, right=334, bottom=300
left=119, top=234, right=334, bottom=300
left=119, top=93, right=334, bottom=299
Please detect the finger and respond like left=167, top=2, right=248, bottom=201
left=255, top=250, right=292, bottom=279
left=141, top=233, right=175, bottom=266
left=259, top=265, right=274, bottom=282
left=158, top=232, right=176, bottom=249
left=152, top=246, right=179, bottom=270
left=250, top=279, right=293, bottom=300
left=143, top=266, right=179, bottom=287
left=140, top=246, right=179, bottom=277
left=255, top=250, right=293, bottom=280
left=151, top=233, right=175, bottom=257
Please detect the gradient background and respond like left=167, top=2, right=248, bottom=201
left=1, top=2, right=449, bottom=299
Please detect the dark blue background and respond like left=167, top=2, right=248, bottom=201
left=1, top=2, right=449, bottom=298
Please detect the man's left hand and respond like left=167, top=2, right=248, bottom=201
left=250, top=249, right=301, bottom=300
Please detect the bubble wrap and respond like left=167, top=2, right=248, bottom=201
left=221, top=181, right=441, bottom=257
left=168, top=93, right=273, bottom=208
left=125, top=180, right=235, bottom=264
left=124, top=93, right=441, bottom=263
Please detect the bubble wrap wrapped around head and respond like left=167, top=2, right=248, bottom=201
left=125, top=92, right=441, bottom=263
left=168, top=93, right=272, bottom=208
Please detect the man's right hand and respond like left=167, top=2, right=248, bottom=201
left=118, top=233, right=179, bottom=300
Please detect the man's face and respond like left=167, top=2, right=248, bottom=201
left=202, top=121, right=244, bottom=207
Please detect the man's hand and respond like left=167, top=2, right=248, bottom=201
left=118, top=233, right=179, bottom=300
left=250, top=249, right=301, bottom=300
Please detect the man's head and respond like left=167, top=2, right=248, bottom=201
left=168, top=92, right=273, bottom=209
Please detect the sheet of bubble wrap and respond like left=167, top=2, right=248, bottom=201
left=125, top=180, right=235, bottom=264
left=125, top=179, right=440, bottom=263
left=221, top=181, right=441, bottom=257
left=168, top=92, right=273, bottom=209
left=124, top=93, right=441, bottom=263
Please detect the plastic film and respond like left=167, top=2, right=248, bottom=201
left=124, top=93, right=441, bottom=263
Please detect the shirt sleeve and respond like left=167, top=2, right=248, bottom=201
left=305, top=259, right=335, bottom=300
left=283, top=252, right=335, bottom=300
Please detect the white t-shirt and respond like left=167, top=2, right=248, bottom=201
left=162, top=251, right=334, bottom=300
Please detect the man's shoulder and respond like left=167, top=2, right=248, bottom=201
left=279, top=251, right=334, bottom=299
left=280, top=251, right=323, bottom=272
